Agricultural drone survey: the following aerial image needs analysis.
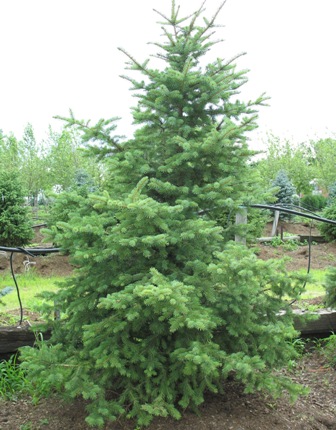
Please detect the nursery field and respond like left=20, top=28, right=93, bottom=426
left=0, top=221, right=336, bottom=429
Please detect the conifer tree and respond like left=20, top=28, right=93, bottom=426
left=0, top=171, right=33, bottom=247
left=272, top=170, right=297, bottom=219
left=21, top=2, right=307, bottom=427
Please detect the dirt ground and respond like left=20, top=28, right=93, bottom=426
left=0, top=222, right=336, bottom=430
left=256, top=220, right=336, bottom=271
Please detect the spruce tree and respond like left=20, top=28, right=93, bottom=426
left=21, top=2, right=307, bottom=427
left=272, top=170, right=297, bottom=207
left=0, top=171, right=33, bottom=247
left=272, top=170, right=297, bottom=220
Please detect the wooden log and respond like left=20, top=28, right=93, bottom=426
left=257, top=235, right=300, bottom=242
left=1, top=310, right=335, bottom=355
left=293, top=309, right=336, bottom=335
left=299, top=235, right=326, bottom=244
left=0, top=325, right=50, bottom=354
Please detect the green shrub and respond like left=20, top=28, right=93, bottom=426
left=318, top=203, right=336, bottom=241
left=321, top=334, right=336, bottom=368
left=300, top=194, right=327, bottom=212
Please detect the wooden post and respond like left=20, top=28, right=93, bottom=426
left=271, top=210, right=280, bottom=237
left=235, top=207, right=247, bottom=245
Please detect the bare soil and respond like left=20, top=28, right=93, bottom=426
left=256, top=220, right=336, bottom=271
left=0, top=222, right=336, bottom=430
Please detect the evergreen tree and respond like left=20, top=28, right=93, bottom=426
left=0, top=171, right=33, bottom=247
left=318, top=203, right=336, bottom=241
left=272, top=170, right=297, bottom=210
left=21, top=2, right=307, bottom=427
left=324, top=266, right=336, bottom=308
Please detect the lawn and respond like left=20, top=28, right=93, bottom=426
left=297, top=268, right=326, bottom=299
left=0, top=271, right=61, bottom=313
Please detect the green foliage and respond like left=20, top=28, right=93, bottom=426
left=300, top=194, right=327, bottom=212
left=311, top=138, right=336, bottom=189
left=318, top=203, right=336, bottom=241
left=20, top=123, right=49, bottom=205
left=245, top=207, right=269, bottom=243
left=263, top=236, right=300, bottom=251
left=20, top=3, right=308, bottom=427
left=327, top=181, right=336, bottom=205
left=256, top=135, right=314, bottom=195
left=44, top=186, right=96, bottom=246
left=55, top=109, right=124, bottom=161
left=45, top=128, right=101, bottom=191
left=322, top=334, right=336, bottom=368
left=0, top=131, right=23, bottom=173
left=0, top=171, right=33, bottom=246
left=0, top=355, right=32, bottom=400
left=323, top=267, right=336, bottom=308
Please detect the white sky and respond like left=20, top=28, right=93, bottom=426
left=1, top=0, right=335, bottom=151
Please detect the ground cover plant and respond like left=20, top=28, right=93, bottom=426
left=0, top=355, right=32, bottom=401
left=19, top=2, right=316, bottom=427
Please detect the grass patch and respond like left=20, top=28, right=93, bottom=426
left=0, top=271, right=63, bottom=313
left=297, top=269, right=326, bottom=299
left=0, top=354, right=33, bottom=400
left=0, top=268, right=329, bottom=322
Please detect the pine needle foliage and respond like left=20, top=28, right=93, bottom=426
left=21, top=2, right=308, bottom=427
left=324, top=266, right=336, bottom=308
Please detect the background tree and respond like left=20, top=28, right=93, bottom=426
left=0, top=131, right=23, bottom=173
left=20, top=123, right=49, bottom=206
left=45, top=127, right=101, bottom=192
left=310, top=138, right=336, bottom=190
left=327, top=181, right=336, bottom=205
left=0, top=171, right=33, bottom=247
left=22, top=2, right=306, bottom=427
left=256, top=134, right=314, bottom=195
left=272, top=170, right=297, bottom=209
